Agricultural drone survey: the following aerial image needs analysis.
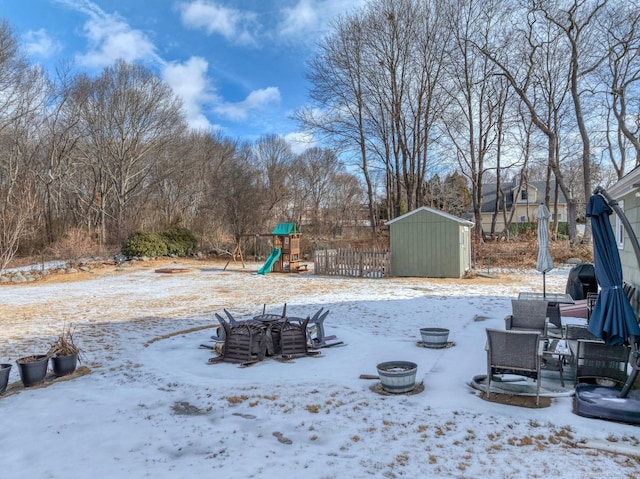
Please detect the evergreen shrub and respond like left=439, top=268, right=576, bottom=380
left=122, top=231, right=169, bottom=258
left=160, top=227, right=198, bottom=256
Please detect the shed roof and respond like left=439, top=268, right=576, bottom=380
left=385, top=206, right=474, bottom=226
left=271, top=222, right=299, bottom=235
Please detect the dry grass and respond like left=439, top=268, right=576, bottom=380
left=47, top=325, right=81, bottom=357
left=475, top=240, right=592, bottom=269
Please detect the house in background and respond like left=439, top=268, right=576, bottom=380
left=478, top=181, right=567, bottom=233
left=386, top=206, right=474, bottom=278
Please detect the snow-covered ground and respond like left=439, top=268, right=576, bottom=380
left=0, top=259, right=638, bottom=478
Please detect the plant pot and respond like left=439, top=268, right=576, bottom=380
left=16, top=355, right=49, bottom=387
left=0, top=363, right=11, bottom=394
left=419, top=328, right=450, bottom=348
left=376, top=361, right=418, bottom=394
left=51, top=353, right=78, bottom=377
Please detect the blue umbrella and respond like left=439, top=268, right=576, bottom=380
left=587, top=194, right=640, bottom=346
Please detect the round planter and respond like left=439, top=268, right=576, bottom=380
left=419, top=328, right=450, bottom=348
left=0, top=363, right=11, bottom=395
left=51, top=353, right=78, bottom=377
left=16, top=355, right=49, bottom=387
left=376, top=361, right=418, bottom=394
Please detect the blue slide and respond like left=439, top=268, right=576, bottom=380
left=257, top=248, right=281, bottom=275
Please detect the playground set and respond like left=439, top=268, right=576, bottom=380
left=224, top=223, right=305, bottom=275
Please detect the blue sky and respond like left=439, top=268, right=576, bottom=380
left=0, top=0, right=366, bottom=150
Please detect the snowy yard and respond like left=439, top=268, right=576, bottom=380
left=0, top=258, right=638, bottom=478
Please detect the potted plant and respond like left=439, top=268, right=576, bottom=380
left=47, top=326, right=81, bottom=377
left=376, top=361, right=418, bottom=394
left=0, top=363, right=11, bottom=394
left=16, top=355, right=49, bottom=387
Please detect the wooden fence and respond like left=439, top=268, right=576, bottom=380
left=313, top=248, right=390, bottom=278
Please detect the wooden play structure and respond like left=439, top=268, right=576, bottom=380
left=224, top=223, right=303, bottom=274
left=258, top=223, right=301, bottom=274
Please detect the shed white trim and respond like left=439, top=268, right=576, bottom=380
left=385, top=206, right=474, bottom=226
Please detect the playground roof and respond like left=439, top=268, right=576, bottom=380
left=271, top=223, right=299, bottom=235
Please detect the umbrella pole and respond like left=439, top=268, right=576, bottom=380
left=543, top=272, right=546, bottom=297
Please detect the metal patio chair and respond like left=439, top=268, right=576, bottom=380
left=486, top=328, right=543, bottom=406
left=505, top=299, right=550, bottom=337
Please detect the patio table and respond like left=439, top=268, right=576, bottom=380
left=518, top=292, right=575, bottom=304
left=539, top=338, right=571, bottom=387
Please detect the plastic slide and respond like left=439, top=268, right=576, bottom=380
left=257, top=248, right=281, bottom=275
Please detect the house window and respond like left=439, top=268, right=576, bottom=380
left=615, top=200, right=625, bottom=249
left=521, top=190, right=528, bottom=201
left=519, top=216, right=526, bottom=223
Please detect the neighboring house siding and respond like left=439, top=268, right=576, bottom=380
left=388, top=207, right=473, bottom=278
left=611, top=192, right=640, bottom=287
left=607, top=168, right=640, bottom=313
left=478, top=181, right=567, bottom=232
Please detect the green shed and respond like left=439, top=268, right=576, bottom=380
left=386, top=206, right=474, bottom=278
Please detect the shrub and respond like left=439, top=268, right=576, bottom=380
left=160, top=227, right=197, bottom=256
left=122, top=231, right=168, bottom=258
left=48, top=227, right=98, bottom=261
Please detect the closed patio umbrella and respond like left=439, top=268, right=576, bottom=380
left=535, top=203, right=554, bottom=297
left=586, top=194, right=640, bottom=346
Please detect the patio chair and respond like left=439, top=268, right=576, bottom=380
left=307, top=308, right=331, bottom=347
left=486, top=328, right=543, bottom=405
left=546, top=302, right=563, bottom=338
left=218, top=317, right=267, bottom=364
left=565, top=324, right=598, bottom=342
left=586, top=292, right=598, bottom=322
left=575, top=339, right=630, bottom=387
left=505, top=299, right=550, bottom=336
left=211, top=313, right=227, bottom=341
left=224, top=308, right=240, bottom=325
left=280, top=316, right=310, bottom=359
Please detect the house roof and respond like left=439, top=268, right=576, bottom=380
left=479, top=181, right=566, bottom=213
left=386, top=206, right=474, bottom=226
left=607, top=165, right=640, bottom=198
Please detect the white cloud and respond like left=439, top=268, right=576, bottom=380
left=278, top=0, right=367, bottom=39
left=177, top=0, right=258, bottom=46
left=213, top=86, right=281, bottom=122
left=284, top=131, right=316, bottom=154
left=77, top=15, right=160, bottom=69
left=279, top=0, right=318, bottom=37
left=23, top=29, right=62, bottom=58
left=162, top=57, right=215, bottom=131
left=53, top=0, right=161, bottom=69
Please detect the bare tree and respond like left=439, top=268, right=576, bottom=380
left=292, top=147, right=342, bottom=237
left=296, top=10, right=380, bottom=235
left=479, top=4, right=584, bottom=243
left=72, top=60, right=186, bottom=244
left=34, top=64, right=84, bottom=244
left=213, top=142, right=265, bottom=237
left=0, top=20, right=48, bottom=267
left=532, top=0, right=610, bottom=242
left=440, top=0, right=514, bottom=239
left=601, top=2, right=640, bottom=174
left=253, top=134, right=294, bottom=217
